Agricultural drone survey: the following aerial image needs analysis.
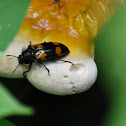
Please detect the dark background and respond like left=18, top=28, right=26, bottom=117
left=0, top=75, right=108, bottom=126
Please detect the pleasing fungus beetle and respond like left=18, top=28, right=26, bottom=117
left=7, top=41, right=74, bottom=77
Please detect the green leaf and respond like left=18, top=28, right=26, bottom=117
left=0, top=51, right=3, bottom=56
left=0, top=0, right=31, bottom=51
left=0, top=83, right=34, bottom=118
left=0, top=119, right=15, bottom=126
left=95, top=4, right=126, bottom=126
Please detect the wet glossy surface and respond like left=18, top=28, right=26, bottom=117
left=18, top=0, right=122, bottom=56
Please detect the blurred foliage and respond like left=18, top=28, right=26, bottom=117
left=0, top=51, right=3, bottom=56
left=0, top=83, right=34, bottom=118
left=0, top=119, right=15, bottom=126
left=0, top=0, right=33, bottom=125
left=0, top=0, right=31, bottom=51
left=95, top=3, right=126, bottom=126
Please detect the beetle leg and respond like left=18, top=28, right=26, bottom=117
left=37, top=61, right=50, bottom=76
left=58, top=59, right=74, bottom=65
left=23, top=63, right=32, bottom=78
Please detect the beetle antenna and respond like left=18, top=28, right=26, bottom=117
left=13, top=63, right=20, bottom=73
left=6, top=55, right=18, bottom=58
left=6, top=55, right=19, bottom=73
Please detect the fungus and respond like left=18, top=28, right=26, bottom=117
left=0, top=0, right=122, bottom=95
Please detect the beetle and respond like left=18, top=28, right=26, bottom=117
left=7, top=41, right=74, bottom=77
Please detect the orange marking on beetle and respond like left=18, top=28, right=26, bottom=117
left=55, top=47, right=62, bottom=56
left=32, top=44, right=43, bottom=49
left=52, top=42, right=60, bottom=45
left=35, top=49, right=47, bottom=60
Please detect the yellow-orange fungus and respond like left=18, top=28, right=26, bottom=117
left=18, top=0, right=121, bottom=57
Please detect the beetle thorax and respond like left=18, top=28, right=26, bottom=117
left=18, top=48, right=35, bottom=64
